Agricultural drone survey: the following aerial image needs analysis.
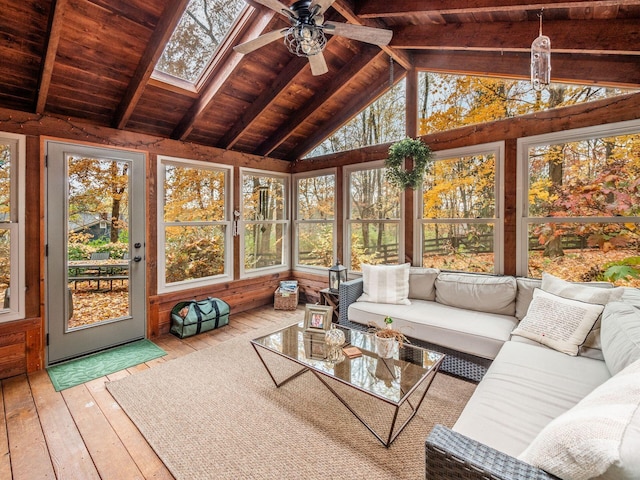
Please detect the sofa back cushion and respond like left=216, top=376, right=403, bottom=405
left=601, top=301, right=640, bottom=376
left=515, top=277, right=541, bottom=320
left=408, top=267, right=439, bottom=301
left=435, top=272, right=517, bottom=316
left=357, top=263, right=411, bottom=305
left=519, top=358, right=640, bottom=480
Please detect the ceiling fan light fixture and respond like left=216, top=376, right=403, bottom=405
left=284, top=24, right=326, bottom=57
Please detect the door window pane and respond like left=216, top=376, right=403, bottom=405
left=67, top=156, right=130, bottom=328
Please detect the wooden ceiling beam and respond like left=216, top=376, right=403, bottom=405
left=112, top=0, right=191, bottom=129
left=357, top=0, right=640, bottom=18
left=392, top=19, right=640, bottom=55
left=412, top=50, right=640, bottom=88
left=286, top=62, right=407, bottom=160
left=172, top=9, right=278, bottom=141
left=36, top=0, right=69, bottom=114
left=331, top=0, right=413, bottom=70
left=254, top=45, right=383, bottom=157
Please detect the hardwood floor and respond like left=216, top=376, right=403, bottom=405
left=0, top=305, right=304, bottom=480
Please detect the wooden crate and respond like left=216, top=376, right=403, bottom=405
left=274, top=287, right=299, bottom=310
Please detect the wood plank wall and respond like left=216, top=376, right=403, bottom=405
left=0, top=91, right=639, bottom=379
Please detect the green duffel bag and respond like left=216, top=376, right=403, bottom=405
left=170, top=297, right=230, bottom=339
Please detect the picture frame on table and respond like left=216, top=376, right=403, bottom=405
left=303, top=304, right=333, bottom=333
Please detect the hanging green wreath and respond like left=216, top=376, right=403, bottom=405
left=385, top=138, right=433, bottom=190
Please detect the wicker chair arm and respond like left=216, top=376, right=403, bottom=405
left=425, top=424, right=559, bottom=480
left=338, top=277, right=363, bottom=324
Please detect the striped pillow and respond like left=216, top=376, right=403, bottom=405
left=357, top=263, right=411, bottom=305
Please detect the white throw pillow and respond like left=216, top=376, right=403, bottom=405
left=541, top=272, right=623, bottom=359
left=512, top=288, right=604, bottom=355
left=519, top=359, right=640, bottom=480
left=357, top=263, right=411, bottom=305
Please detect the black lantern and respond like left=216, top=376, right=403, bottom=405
left=328, top=260, right=347, bottom=294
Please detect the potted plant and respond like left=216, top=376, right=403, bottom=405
left=370, top=316, right=408, bottom=358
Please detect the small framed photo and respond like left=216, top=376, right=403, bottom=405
left=304, top=304, right=333, bottom=333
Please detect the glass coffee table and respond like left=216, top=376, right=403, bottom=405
left=251, top=322, right=444, bottom=447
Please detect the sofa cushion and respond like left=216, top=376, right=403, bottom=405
left=348, top=299, right=517, bottom=360
left=541, top=272, right=622, bottom=304
left=435, top=272, right=517, bottom=316
left=512, top=289, right=604, bottom=355
left=519, top=359, right=640, bottom=480
left=408, top=267, right=439, bottom=301
left=601, top=301, right=640, bottom=376
left=515, top=277, right=541, bottom=320
left=453, top=341, right=611, bottom=457
left=357, top=263, right=410, bottom=305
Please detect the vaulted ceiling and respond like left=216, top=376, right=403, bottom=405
left=2, top=0, right=639, bottom=160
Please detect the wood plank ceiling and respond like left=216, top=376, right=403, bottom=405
left=1, top=0, right=639, bottom=160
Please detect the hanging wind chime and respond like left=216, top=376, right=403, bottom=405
left=531, top=10, right=551, bottom=91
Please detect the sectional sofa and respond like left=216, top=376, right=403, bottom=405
left=338, top=264, right=640, bottom=480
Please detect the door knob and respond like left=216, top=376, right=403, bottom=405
left=133, top=256, right=142, bottom=262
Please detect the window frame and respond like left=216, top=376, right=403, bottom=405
left=344, top=160, right=405, bottom=274
left=415, top=142, right=505, bottom=274
left=516, top=119, right=640, bottom=277
left=0, top=132, right=26, bottom=323
left=239, top=167, right=290, bottom=278
left=292, top=168, right=337, bottom=274
left=157, top=155, right=233, bottom=293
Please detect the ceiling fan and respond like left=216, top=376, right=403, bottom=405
left=234, top=0, right=393, bottom=76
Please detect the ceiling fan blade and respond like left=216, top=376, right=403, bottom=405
left=250, top=0, right=295, bottom=17
left=324, top=21, right=393, bottom=46
left=310, top=0, right=336, bottom=14
left=308, top=52, right=328, bottom=76
left=234, top=29, right=287, bottom=54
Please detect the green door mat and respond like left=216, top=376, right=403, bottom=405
left=47, top=339, right=167, bottom=391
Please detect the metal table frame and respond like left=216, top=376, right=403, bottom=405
left=251, top=328, right=443, bottom=447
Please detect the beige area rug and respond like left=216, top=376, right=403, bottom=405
left=107, top=322, right=476, bottom=480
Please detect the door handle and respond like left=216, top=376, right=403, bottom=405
left=133, top=256, right=142, bottom=262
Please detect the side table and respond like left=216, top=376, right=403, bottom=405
left=319, top=288, right=339, bottom=323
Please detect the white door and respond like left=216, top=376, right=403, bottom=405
left=46, top=141, right=146, bottom=364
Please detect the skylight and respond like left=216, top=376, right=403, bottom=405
left=154, top=0, right=247, bottom=85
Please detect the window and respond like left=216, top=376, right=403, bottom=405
left=306, top=79, right=406, bottom=157
left=345, top=162, right=403, bottom=271
left=418, top=72, right=638, bottom=136
left=154, top=0, right=247, bottom=86
left=158, top=156, right=232, bottom=292
left=294, top=170, right=336, bottom=270
left=417, top=143, right=504, bottom=274
left=0, top=133, right=25, bottom=322
left=240, top=169, right=289, bottom=276
left=518, top=120, right=640, bottom=286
